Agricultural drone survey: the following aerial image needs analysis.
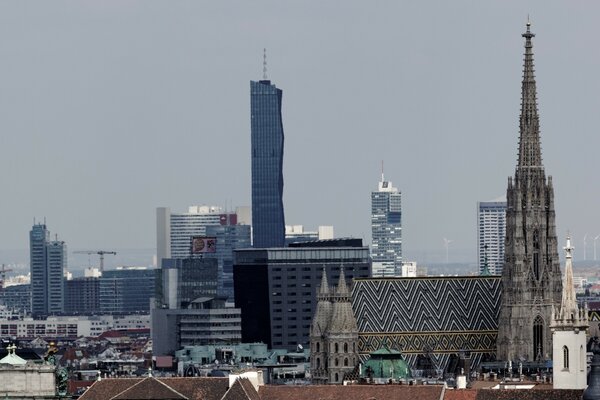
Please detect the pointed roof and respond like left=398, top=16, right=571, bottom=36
left=318, top=267, right=329, bottom=296
left=111, top=377, right=188, bottom=399
left=311, top=268, right=333, bottom=336
left=329, top=268, right=358, bottom=333
left=0, top=344, right=27, bottom=365
left=517, top=21, right=544, bottom=171
left=335, top=267, right=349, bottom=297
left=221, top=378, right=261, bottom=400
left=560, top=236, right=578, bottom=315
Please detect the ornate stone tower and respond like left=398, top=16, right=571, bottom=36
left=326, top=269, right=359, bottom=384
left=551, top=236, right=589, bottom=389
left=310, top=269, right=333, bottom=384
left=496, top=22, right=563, bottom=362
left=310, top=268, right=358, bottom=384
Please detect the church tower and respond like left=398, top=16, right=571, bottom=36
left=496, top=22, right=563, bottom=362
left=310, top=268, right=333, bottom=384
left=551, top=236, right=588, bottom=389
left=310, top=268, right=359, bottom=384
left=326, top=269, right=359, bottom=384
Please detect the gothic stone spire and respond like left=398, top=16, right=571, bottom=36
left=496, top=22, right=563, bottom=363
left=517, top=22, right=543, bottom=173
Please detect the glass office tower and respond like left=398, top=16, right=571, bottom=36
left=371, top=176, right=402, bottom=276
left=30, top=223, right=66, bottom=318
left=250, top=80, right=285, bottom=248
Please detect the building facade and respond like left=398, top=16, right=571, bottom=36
left=551, top=237, right=588, bottom=389
left=496, top=23, right=563, bottom=362
left=250, top=79, right=285, bottom=248
left=233, top=239, right=371, bottom=351
left=30, top=223, right=66, bottom=318
left=99, top=268, right=156, bottom=315
left=477, top=201, right=506, bottom=275
left=65, top=277, right=100, bottom=315
left=371, top=175, right=402, bottom=277
left=156, top=206, right=250, bottom=300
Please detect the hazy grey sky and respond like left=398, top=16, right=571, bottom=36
left=0, top=1, right=598, bottom=264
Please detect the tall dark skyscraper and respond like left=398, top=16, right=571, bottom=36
left=30, top=223, right=66, bottom=318
left=496, top=23, right=562, bottom=362
left=250, top=77, right=285, bottom=248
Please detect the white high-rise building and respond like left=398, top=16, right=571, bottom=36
left=371, top=174, right=402, bottom=277
left=477, top=201, right=506, bottom=275
left=157, top=206, right=230, bottom=263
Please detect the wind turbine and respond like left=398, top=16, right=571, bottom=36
left=583, top=234, right=588, bottom=261
left=443, top=238, right=453, bottom=264
left=594, top=235, right=600, bottom=261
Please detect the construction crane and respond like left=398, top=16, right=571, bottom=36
left=73, top=250, right=117, bottom=273
left=0, top=264, right=13, bottom=289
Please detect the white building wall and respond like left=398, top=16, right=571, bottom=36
left=552, top=330, right=587, bottom=389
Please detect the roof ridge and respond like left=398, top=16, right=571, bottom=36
left=109, top=377, right=188, bottom=400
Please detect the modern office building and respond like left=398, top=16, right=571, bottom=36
left=371, top=174, right=402, bottom=277
left=157, top=206, right=238, bottom=262
left=64, top=277, right=100, bottom=315
left=250, top=79, right=285, bottom=248
left=152, top=297, right=242, bottom=356
left=497, top=23, right=563, bottom=362
left=285, top=225, right=334, bottom=246
left=204, top=224, right=251, bottom=299
left=99, top=267, right=156, bottom=315
left=233, top=239, right=371, bottom=351
left=153, top=258, right=241, bottom=356
left=158, top=258, right=219, bottom=310
left=0, top=284, right=31, bottom=315
left=30, top=223, right=66, bottom=318
left=477, top=201, right=506, bottom=275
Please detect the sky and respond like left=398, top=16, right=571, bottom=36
left=0, top=1, right=599, bottom=266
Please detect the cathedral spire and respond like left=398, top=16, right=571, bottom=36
left=517, top=21, right=543, bottom=171
left=559, top=236, right=578, bottom=320
left=319, top=267, right=329, bottom=296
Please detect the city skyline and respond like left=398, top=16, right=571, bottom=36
left=0, top=2, right=599, bottom=264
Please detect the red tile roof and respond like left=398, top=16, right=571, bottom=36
left=79, top=377, right=229, bottom=400
left=258, top=384, right=445, bottom=400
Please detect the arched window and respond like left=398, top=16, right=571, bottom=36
left=316, top=342, right=320, bottom=352
left=335, top=358, right=339, bottom=366
left=563, top=346, right=569, bottom=369
left=316, top=357, right=321, bottom=369
left=533, top=315, right=544, bottom=361
left=344, top=343, right=348, bottom=353
left=335, top=343, right=339, bottom=353
left=335, top=373, right=339, bottom=383
left=344, top=357, right=348, bottom=366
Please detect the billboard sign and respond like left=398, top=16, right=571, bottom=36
left=192, top=237, right=217, bottom=253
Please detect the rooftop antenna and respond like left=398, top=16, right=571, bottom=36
left=594, top=235, right=600, bottom=261
left=381, top=160, right=385, bottom=182
left=263, top=48, right=268, bottom=80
